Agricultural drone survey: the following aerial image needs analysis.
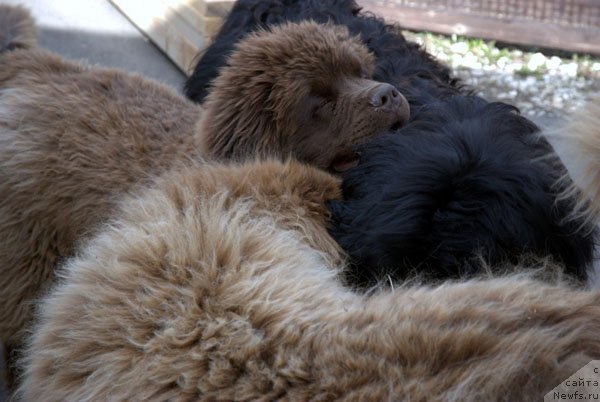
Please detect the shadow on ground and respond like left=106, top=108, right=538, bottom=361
left=38, top=26, right=187, bottom=89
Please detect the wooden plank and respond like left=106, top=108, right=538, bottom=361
left=110, top=0, right=210, bottom=74
left=358, top=1, right=600, bottom=55
left=176, top=0, right=234, bottom=18
left=163, top=0, right=225, bottom=37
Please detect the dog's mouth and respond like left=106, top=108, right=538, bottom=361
left=387, top=96, right=411, bottom=132
left=330, top=151, right=360, bottom=173
left=389, top=120, right=404, bottom=131
left=389, top=106, right=410, bottom=132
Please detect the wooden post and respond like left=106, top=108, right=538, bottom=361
left=357, top=0, right=600, bottom=55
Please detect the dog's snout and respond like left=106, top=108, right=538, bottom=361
left=368, top=83, right=410, bottom=128
left=369, top=83, right=400, bottom=108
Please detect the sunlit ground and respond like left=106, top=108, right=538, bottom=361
left=406, top=31, right=600, bottom=120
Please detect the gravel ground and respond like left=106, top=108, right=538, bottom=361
left=405, top=32, right=600, bottom=122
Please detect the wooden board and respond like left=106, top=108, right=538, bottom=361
left=113, top=0, right=599, bottom=76
left=178, top=0, right=234, bottom=18
left=357, top=1, right=600, bottom=55
left=163, top=0, right=227, bottom=36
left=109, top=0, right=234, bottom=75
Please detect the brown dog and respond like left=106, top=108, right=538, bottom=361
left=199, top=22, right=410, bottom=171
left=16, top=158, right=600, bottom=401
left=0, top=6, right=408, bottom=349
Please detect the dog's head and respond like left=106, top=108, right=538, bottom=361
left=184, top=0, right=364, bottom=103
left=328, top=96, right=594, bottom=286
left=199, top=21, right=410, bottom=172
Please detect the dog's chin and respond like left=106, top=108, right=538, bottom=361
left=389, top=120, right=404, bottom=131
left=329, top=117, right=405, bottom=173
left=388, top=108, right=411, bottom=132
left=330, top=151, right=360, bottom=173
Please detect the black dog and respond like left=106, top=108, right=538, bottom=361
left=186, top=1, right=595, bottom=284
left=184, top=0, right=461, bottom=112
left=328, top=96, right=595, bottom=286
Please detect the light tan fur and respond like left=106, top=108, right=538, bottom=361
left=549, top=96, right=600, bottom=228
left=16, top=159, right=600, bottom=401
left=0, top=9, right=394, bottom=346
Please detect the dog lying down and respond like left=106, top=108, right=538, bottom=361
left=184, top=0, right=595, bottom=285
left=0, top=5, right=408, bottom=347
left=185, top=0, right=461, bottom=110
left=329, top=96, right=596, bottom=286
left=17, top=158, right=600, bottom=401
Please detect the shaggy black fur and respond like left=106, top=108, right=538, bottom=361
left=184, top=0, right=461, bottom=113
left=328, top=96, right=595, bottom=285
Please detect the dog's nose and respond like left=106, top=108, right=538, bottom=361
left=369, top=83, right=410, bottom=126
left=369, top=83, right=401, bottom=109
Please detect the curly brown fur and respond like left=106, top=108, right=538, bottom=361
left=0, top=48, right=203, bottom=347
left=549, top=96, right=600, bottom=229
left=16, top=159, right=600, bottom=401
left=0, top=10, right=395, bottom=351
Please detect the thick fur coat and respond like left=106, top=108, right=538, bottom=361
left=184, top=0, right=461, bottom=111
left=0, top=7, right=397, bottom=346
left=328, top=96, right=595, bottom=285
left=16, top=159, right=600, bottom=401
left=548, top=96, right=600, bottom=227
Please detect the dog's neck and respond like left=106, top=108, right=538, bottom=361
left=215, top=160, right=347, bottom=266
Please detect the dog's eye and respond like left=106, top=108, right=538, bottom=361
left=311, top=86, right=335, bottom=99
left=312, top=99, right=334, bottom=120
left=303, top=95, right=334, bottom=120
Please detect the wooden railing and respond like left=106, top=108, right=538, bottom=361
left=110, top=0, right=600, bottom=75
left=357, top=0, right=600, bottom=55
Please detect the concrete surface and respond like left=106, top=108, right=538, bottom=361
left=0, top=1, right=188, bottom=400
left=3, top=0, right=186, bottom=89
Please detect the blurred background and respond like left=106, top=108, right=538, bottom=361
left=1, top=0, right=599, bottom=399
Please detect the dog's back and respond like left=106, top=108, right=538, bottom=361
left=329, top=96, right=596, bottom=285
left=0, top=5, right=202, bottom=349
left=16, top=159, right=600, bottom=401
